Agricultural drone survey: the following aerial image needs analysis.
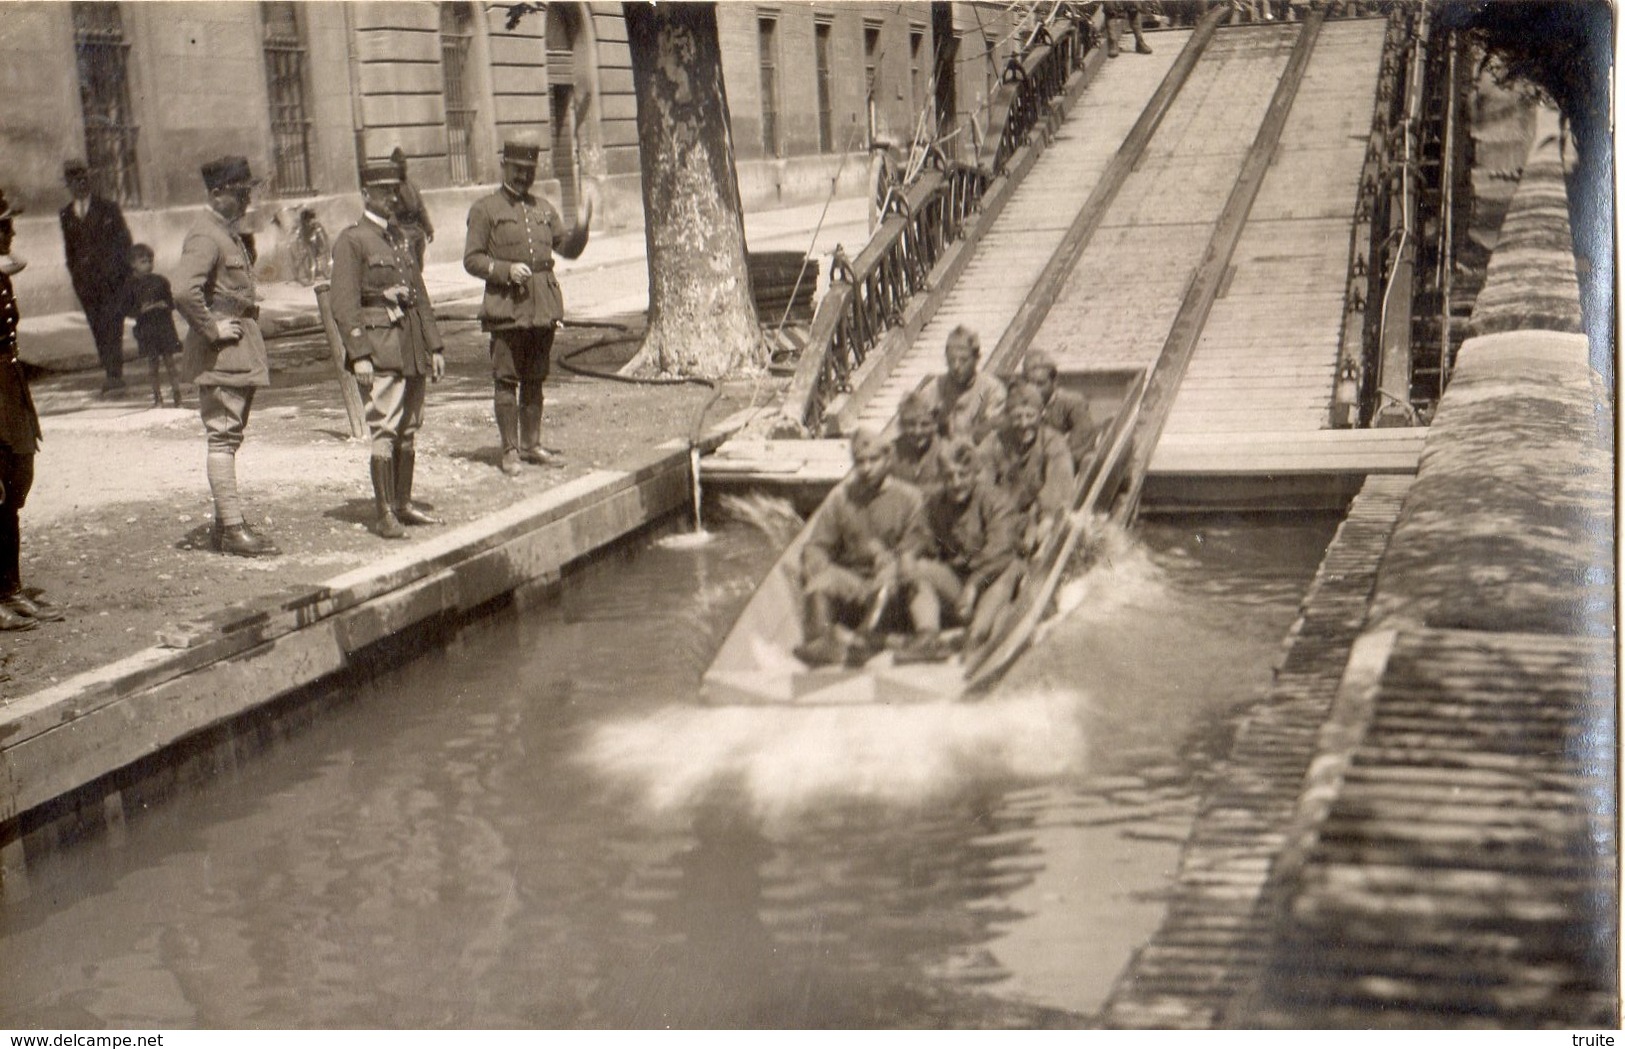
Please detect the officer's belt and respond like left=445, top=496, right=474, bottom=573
left=209, top=290, right=260, bottom=321
left=516, top=259, right=554, bottom=271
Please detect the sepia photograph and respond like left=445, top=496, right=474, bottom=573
left=0, top=0, right=1614, bottom=1033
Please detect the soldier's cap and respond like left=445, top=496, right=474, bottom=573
left=360, top=160, right=403, bottom=187
left=200, top=155, right=262, bottom=192
left=0, top=189, right=21, bottom=222
left=1023, top=350, right=1059, bottom=377
left=500, top=135, right=542, bottom=167
left=63, top=159, right=90, bottom=180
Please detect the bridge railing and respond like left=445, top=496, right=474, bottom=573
left=774, top=11, right=1090, bottom=438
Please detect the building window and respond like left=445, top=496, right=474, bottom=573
left=910, top=28, right=927, bottom=118
left=758, top=16, right=779, bottom=156
left=863, top=21, right=881, bottom=140
left=814, top=20, right=833, bottom=153
left=440, top=2, right=478, bottom=185
left=261, top=2, right=314, bottom=196
left=72, top=1, right=141, bottom=207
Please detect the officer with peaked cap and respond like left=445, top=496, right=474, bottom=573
left=330, top=159, right=447, bottom=539
left=173, top=155, right=279, bottom=557
left=0, top=189, right=66, bottom=630
left=463, top=132, right=591, bottom=476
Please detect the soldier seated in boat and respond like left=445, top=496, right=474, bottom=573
left=927, top=325, right=1006, bottom=445
left=977, top=381, right=1076, bottom=555
left=899, top=438, right=1021, bottom=662
left=1022, top=350, right=1100, bottom=469
left=795, top=428, right=929, bottom=668
left=891, top=390, right=948, bottom=493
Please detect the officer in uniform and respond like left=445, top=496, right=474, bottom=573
left=0, top=189, right=66, bottom=630
left=330, top=160, right=447, bottom=539
left=463, top=133, right=591, bottom=476
left=173, top=156, right=279, bottom=557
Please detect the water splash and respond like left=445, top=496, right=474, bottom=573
left=717, top=491, right=803, bottom=547
left=581, top=686, right=1091, bottom=825
left=1051, top=515, right=1168, bottom=622
left=655, top=530, right=715, bottom=550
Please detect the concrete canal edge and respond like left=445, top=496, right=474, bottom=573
left=0, top=409, right=757, bottom=891
left=1102, top=106, right=1616, bottom=1028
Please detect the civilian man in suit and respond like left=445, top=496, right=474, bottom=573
left=60, top=159, right=133, bottom=395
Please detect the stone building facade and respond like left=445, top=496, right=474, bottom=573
left=1, top=1, right=1028, bottom=314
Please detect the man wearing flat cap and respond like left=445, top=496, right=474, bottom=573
left=173, top=155, right=279, bottom=557
left=463, top=132, right=591, bottom=476
left=60, top=159, right=133, bottom=396
left=330, top=160, right=447, bottom=539
left=0, top=190, right=67, bottom=630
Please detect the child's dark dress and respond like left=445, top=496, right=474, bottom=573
left=123, top=273, right=182, bottom=358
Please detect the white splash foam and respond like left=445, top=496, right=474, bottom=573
left=581, top=686, right=1090, bottom=823
left=655, top=530, right=716, bottom=550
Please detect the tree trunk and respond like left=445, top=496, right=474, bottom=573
left=621, top=2, right=763, bottom=379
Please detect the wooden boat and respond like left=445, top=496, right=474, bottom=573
left=702, top=367, right=1145, bottom=705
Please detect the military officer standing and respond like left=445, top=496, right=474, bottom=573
left=330, top=160, right=447, bottom=539
left=173, top=156, right=279, bottom=557
left=0, top=189, right=66, bottom=630
left=463, top=134, right=591, bottom=476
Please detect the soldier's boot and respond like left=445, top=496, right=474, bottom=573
left=213, top=520, right=280, bottom=558
left=393, top=446, right=442, bottom=526
left=494, top=386, right=523, bottom=477
left=519, top=388, right=559, bottom=466
left=792, top=592, right=844, bottom=667
left=369, top=456, right=407, bottom=540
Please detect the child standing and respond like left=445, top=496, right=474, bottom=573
left=121, top=243, right=183, bottom=407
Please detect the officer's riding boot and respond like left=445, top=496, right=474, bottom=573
left=393, top=446, right=442, bottom=526
left=519, top=387, right=558, bottom=466
left=369, top=456, right=407, bottom=539
left=494, top=385, right=522, bottom=476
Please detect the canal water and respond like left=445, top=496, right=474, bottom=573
left=0, top=506, right=1338, bottom=1028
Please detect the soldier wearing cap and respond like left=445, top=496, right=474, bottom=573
left=463, top=133, right=592, bottom=476
left=977, top=380, right=1075, bottom=555
left=173, top=155, right=279, bottom=557
left=795, top=427, right=929, bottom=667
left=1022, top=350, right=1099, bottom=468
left=330, top=160, right=447, bottom=539
left=927, top=326, right=1007, bottom=446
left=60, top=159, right=133, bottom=395
left=0, top=189, right=66, bottom=630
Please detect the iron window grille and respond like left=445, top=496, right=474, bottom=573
left=441, top=2, right=478, bottom=185
left=262, top=1, right=314, bottom=196
left=72, top=1, right=141, bottom=207
left=757, top=16, right=780, bottom=157
left=815, top=21, right=833, bottom=153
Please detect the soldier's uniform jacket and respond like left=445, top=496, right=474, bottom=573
left=0, top=271, right=41, bottom=455
left=463, top=187, right=575, bottom=331
left=929, top=370, right=1007, bottom=445
left=891, top=435, right=947, bottom=493
left=1041, top=387, right=1099, bottom=465
left=803, top=475, right=928, bottom=579
left=330, top=215, right=443, bottom=377
left=977, top=426, right=1075, bottom=521
left=173, top=208, right=268, bottom=387
left=921, top=478, right=1018, bottom=589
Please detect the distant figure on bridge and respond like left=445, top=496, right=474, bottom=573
left=901, top=438, right=1020, bottom=661
left=891, top=390, right=948, bottom=494
left=927, top=326, right=1006, bottom=446
left=977, top=381, right=1075, bottom=555
left=1104, top=1, right=1153, bottom=57
left=1022, top=350, right=1100, bottom=468
left=796, top=428, right=928, bottom=668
